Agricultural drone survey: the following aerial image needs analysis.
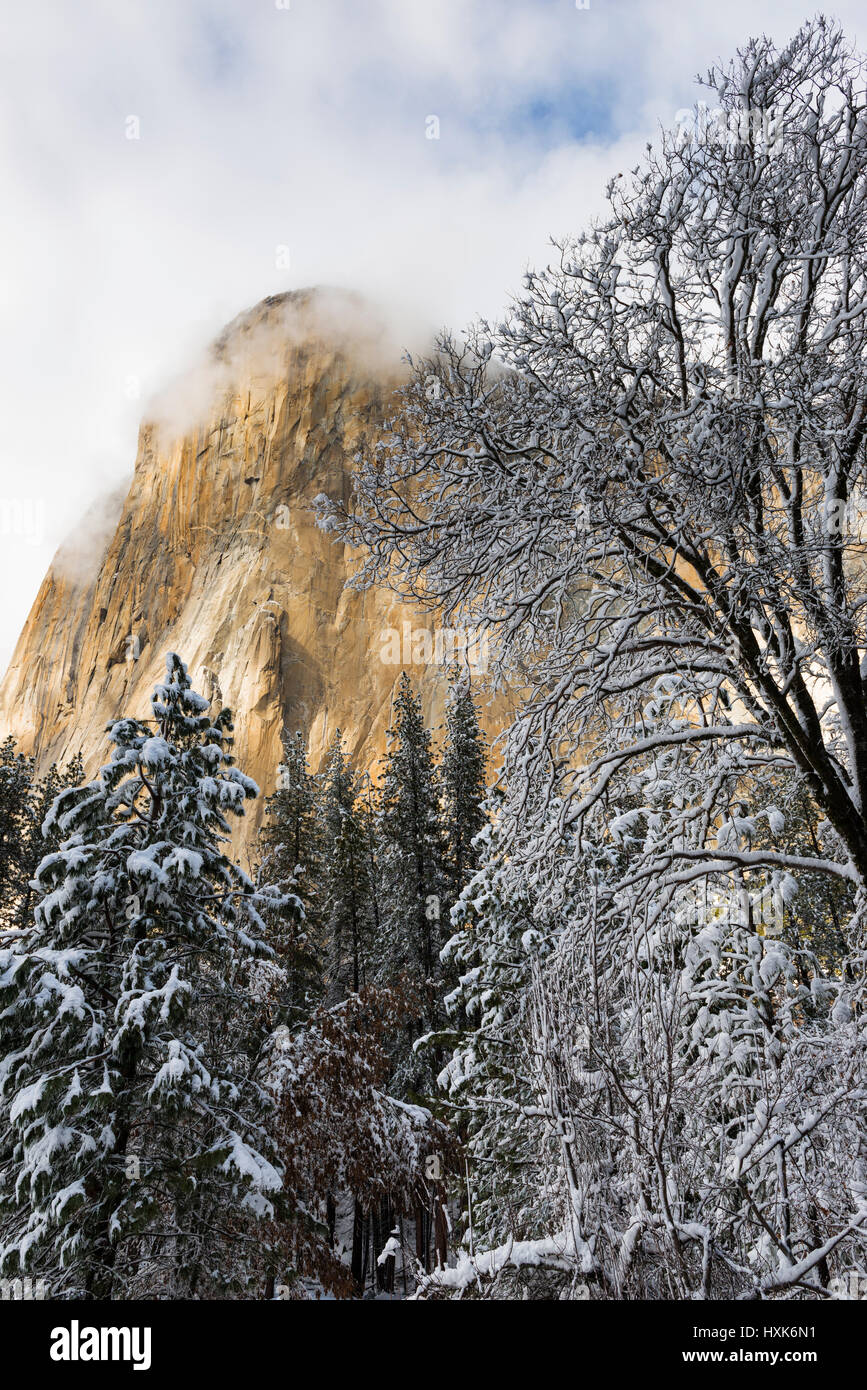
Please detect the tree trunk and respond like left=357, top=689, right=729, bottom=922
left=350, top=1196, right=364, bottom=1290
left=434, top=1183, right=448, bottom=1270
left=414, top=1193, right=431, bottom=1274
left=376, top=1198, right=395, bottom=1293
left=326, top=1192, right=337, bottom=1247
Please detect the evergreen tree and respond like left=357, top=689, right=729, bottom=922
left=0, top=740, right=84, bottom=934
left=319, top=732, right=376, bottom=1002
left=441, top=677, right=488, bottom=909
left=439, top=802, right=557, bottom=1258
left=0, top=737, right=32, bottom=931
left=0, top=654, right=287, bottom=1299
left=259, top=729, right=323, bottom=1021
left=376, top=674, right=445, bottom=1096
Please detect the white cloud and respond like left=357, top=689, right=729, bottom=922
left=0, top=0, right=863, bottom=672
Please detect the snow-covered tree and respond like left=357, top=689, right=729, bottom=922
left=0, top=741, right=83, bottom=934
left=375, top=675, right=445, bottom=1094
left=319, top=731, right=377, bottom=1002
left=0, top=654, right=288, bottom=1299
left=324, top=19, right=867, bottom=1298
left=329, top=17, right=867, bottom=981
left=259, top=729, right=324, bottom=1021
left=427, top=784, right=867, bottom=1300
left=438, top=811, right=557, bottom=1257
left=0, top=738, right=32, bottom=929
left=441, top=678, right=488, bottom=908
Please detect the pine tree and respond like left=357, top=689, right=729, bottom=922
left=259, top=729, right=323, bottom=1021
left=0, top=741, right=85, bottom=934
left=0, top=654, right=288, bottom=1299
left=376, top=674, right=445, bottom=1096
left=441, top=677, right=488, bottom=910
left=319, top=732, right=376, bottom=1002
left=439, top=804, right=555, bottom=1256
left=0, top=737, right=32, bottom=931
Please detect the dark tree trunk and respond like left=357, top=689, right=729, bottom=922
left=375, top=1199, right=396, bottom=1293
left=414, top=1193, right=431, bottom=1274
left=434, top=1183, right=448, bottom=1270
left=326, top=1192, right=337, bottom=1247
left=351, top=1196, right=364, bottom=1289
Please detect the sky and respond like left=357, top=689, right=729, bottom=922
left=0, top=0, right=864, bottom=674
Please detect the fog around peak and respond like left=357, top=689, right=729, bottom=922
left=1, top=0, right=864, bottom=672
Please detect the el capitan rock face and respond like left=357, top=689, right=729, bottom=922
left=0, top=290, right=496, bottom=854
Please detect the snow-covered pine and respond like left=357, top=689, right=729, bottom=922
left=319, top=731, right=377, bottom=1003
left=259, top=728, right=324, bottom=1022
left=438, top=808, right=560, bottom=1264
left=375, top=673, right=446, bottom=1098
left=441, top=677, right=488, bottom=910
left=0, top=653, right=290, bottom=1299
left=0, top=740, right=83, bottom=934
left=0, top=737, right=33, bottom=930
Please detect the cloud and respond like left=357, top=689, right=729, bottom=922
left=146, top=286, right=411, bottom=448
left=0, top=0, right=864, bottom=672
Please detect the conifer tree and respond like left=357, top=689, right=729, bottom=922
left=0, top=654, right=287, bottom=1299
left=438, top=802, right=554, bottom=1256
left=0, top=737, right=31, bottom=926
left=0, top=741, right=85, bottom=934
left=441, top=677, right=488, bottom=909
left=376, top=674, right=445, bottom=1096
left=319, top=732, right=376, bottom=1001
left=260, top=729, right=323, bottom=1021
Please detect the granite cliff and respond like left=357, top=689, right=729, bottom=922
left=0, top=290, right=497, bottom=853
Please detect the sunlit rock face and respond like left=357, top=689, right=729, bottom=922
left=0, top=289, right=498, bottom=855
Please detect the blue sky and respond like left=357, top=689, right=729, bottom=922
left=0, top=0, right=864, bottom=670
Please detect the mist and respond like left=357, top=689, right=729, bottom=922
left=1, top=0, right=864, bottom=672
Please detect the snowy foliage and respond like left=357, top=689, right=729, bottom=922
left=0, top=655, right=288, bottom=1298
left=324, top=21, right=867, bottom=1298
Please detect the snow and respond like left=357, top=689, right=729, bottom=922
left=10, top=1077, right=46, bottom=1123
left=140, top=737, right=172, bottom=767
left=218, top=1131, right=283, bottom=1205
left=164, top=848, right=203, bottom=878
left=419, top=1229, right=579, bottom=1293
